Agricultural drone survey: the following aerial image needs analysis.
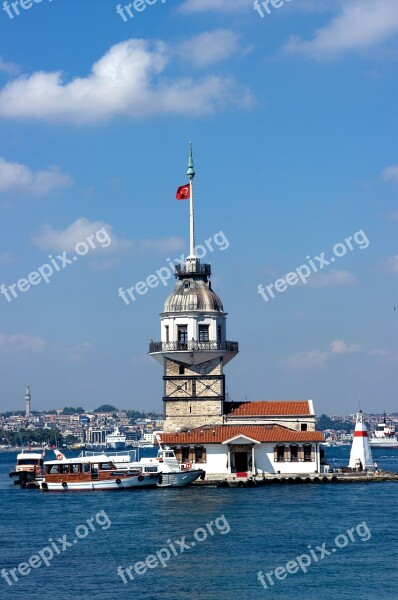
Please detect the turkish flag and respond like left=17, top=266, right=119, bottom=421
left=176, top=184, right=190, bottom=200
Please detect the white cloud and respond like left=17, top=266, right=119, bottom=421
left=0, top=252, right=15, bottom=266
left=64, top=342, right=94, bottom=364
left=385, top=255, right=398, bottom=274
left=33, top=217, right=184, bottom=258
left=0, top=157, right=73, bottom=197
left=0, top=332, right=47, bottom=353
left=309, top=270, right=357, bottom=288
left=284, top=0, right=398, bottom=59
left=0, top=58, right=19, bottom=75
left=0, top=39, right=253, bottom=124
left=330, top=339, right=361, bottom=354
left=176, top=30, right=244, bottom=68
left=286, top=338, right=361, bottom=370
left=33, top=217, right=129, bottom=254
left=382, top=165, right=398, bottom=183
left=286, top=349, right=329, bottom=370
left=179, top=0, right=249, bottom=14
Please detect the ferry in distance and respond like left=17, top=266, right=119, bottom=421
left=369, top=417, right=398, bottom=448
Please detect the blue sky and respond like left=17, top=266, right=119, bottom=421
left=0, top=0, right=397, bottom=415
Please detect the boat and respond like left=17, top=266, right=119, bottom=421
left=39, top=451, right=158, bottom=491
left=9, top=448, right=45, bottom=487
left=369, top=416, right=398, bottom=448
left=105, top=428, right=126, bottom=450
left=83, top=447, right=206, bottom=487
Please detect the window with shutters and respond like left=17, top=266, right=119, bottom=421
left=290, top=445, right=298, bottom=462
left=194, top=446, right=206, bottom=463
left=276, top=445, right=285, bottom=462
left=181, top=446, right=190, bottom=462
left=303, top=444, right=312, bottom=461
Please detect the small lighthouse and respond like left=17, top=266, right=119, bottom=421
left=149, top=144, right=239, bottom=433
left=349, top=411, right=373, bottom=470
left=25, top=385, right=31, bottom=417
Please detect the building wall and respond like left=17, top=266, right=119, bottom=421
left=170, top=442, right=320, bottom=475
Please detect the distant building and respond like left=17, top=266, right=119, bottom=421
left=25, top=386, right=31, bottom=417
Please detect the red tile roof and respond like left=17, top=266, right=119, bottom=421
left=160, top=425, right=323, bottom=445
left=225, top=401, right=312, bottom=417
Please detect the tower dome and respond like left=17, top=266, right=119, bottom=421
left=163, top=262, right=224, bottom=314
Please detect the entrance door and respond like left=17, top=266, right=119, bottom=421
left=234, top=452, right=248, bottom=473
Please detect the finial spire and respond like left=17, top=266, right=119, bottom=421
left=187, top=142, right=196, bottom=260
left=187, top=141, right=195, bottom=180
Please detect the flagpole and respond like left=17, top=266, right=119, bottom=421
left=187, top=141, right=196, bottom=260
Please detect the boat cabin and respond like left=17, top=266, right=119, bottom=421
left=44, top=456, right=141, bottom=483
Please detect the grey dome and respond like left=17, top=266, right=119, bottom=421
left=163, top=279, right=224, bottom=313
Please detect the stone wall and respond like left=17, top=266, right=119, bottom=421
left=164, top=399, right=223, bottom=432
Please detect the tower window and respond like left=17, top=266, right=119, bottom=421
left=199, top=325, right=209, bottom=342
left=179, top=365, right=185, bottom=375
left=217, top=325, right=222, bottom=342
left=301, top=423, right=307, bottom=431
left=165, top=325, right=169, bottom=343
left=177, top=326, right=188, bottom=349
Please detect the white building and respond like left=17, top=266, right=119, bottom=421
left=160, top=401, right=323, bottom=477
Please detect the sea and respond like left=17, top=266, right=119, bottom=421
left=0, top=446, right=397, bottom=600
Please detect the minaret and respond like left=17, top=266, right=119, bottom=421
left=149, top=144, right=238, bottom=433
left=348, top=412, right=373, bottom=470
left=25, top=385, right=31, bottom=417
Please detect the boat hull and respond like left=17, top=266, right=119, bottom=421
left=158, top=469, right=205, bottom=487
left=39, top=475, right=158, bottom=491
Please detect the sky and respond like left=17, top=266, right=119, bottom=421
left=0, top=0, right=397, bottom=416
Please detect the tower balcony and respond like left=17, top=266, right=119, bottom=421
left=149, top=340, right=239, bottom=367
left=175, top=262, right=211, bottom=277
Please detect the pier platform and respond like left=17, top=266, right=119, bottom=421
left=194, top=471, right=398, bottom=487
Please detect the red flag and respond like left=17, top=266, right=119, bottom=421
left=176, top=184, right=190, bottom=200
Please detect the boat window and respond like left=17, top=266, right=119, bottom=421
left=145, top=467, right=158, bottom=473
left=82, top=464, right=90, bottom=473
left=49, top=464, right=59, bottom=474
left=100, top=463, right=112, bottom=471
left=165, top=452, right=174, bottom=458
left=60, top=464, right=69, bottom=474
left=17, top=459, right=41, bottom=465
left=71, top=464, right=79, bottom=474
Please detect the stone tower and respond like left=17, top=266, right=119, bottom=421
left=25, top=385, right=31, bottom=417
left=149, top=145, right=238, bottom=433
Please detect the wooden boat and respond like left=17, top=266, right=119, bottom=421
left=84, top=447, right=206, bottom=487
left=39, top=451, right=158, bottom=491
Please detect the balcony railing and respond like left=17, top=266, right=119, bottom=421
left=149, top=340, right=239, bottom=353
left=175, top=263, right=211, bottom=276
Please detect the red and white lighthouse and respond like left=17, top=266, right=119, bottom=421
left=349, top=411, right=373, bottom=470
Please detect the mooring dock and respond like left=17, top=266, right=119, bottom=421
left=194, top=471, right=398, bottom=487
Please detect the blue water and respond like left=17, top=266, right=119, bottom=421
left=0, top=447, right=397, bottom=599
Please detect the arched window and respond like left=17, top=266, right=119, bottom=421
left=303, top=444, right=313, bottom=462
left=290, top=444, right=298, bottom=462
left=274, top=445, right=285, bottom=463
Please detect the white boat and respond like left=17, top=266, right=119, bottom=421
left=39, top=451, right=158, bottom=491
left=370, top=417, right=398, bottom=448
left=84, top=447, right=205, bottom=487
left=9, top=448, right=45, bottom=486
left=105, top=428, right=126, bottom=450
